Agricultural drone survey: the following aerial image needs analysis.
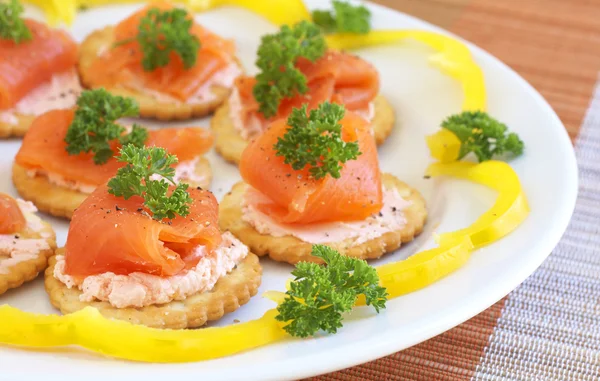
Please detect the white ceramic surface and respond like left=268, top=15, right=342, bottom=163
left=0, top=1, right=577, bottom=380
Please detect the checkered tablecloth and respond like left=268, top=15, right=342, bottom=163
left=311, top=0, right=600, bottom=379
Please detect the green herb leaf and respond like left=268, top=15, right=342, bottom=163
left=274, top=102, right=361, bottom=179
left=119, top=7, right=200, bottom=72
left=442, top=111, right=525, bottom=162
left=108, top=145, right=193, bottom=221
left=276, top=245, right=387, bottom=338
left=64, top=89, right=146, bottom=165
left=0, top=0, right=32, bottom=43
left=253, top=21, right=326, bottom=118
left=312, top=0, right=371, bottom=34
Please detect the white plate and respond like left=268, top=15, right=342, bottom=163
left=0, top=1, right=577, bottom=380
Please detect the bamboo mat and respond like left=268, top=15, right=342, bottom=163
left=310, top=0, right=600, bottom=380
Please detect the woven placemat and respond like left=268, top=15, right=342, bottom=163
left=310, top=0, right=600, bottom=379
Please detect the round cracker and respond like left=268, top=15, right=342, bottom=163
left=219, top=173, right=427, bottom=265
left=211, top=94, right=396, bottom=165
left=78, top=26, right=242, bottom=121
left=45, top=250, right=262, bottom=329
left=0, top=219, right=56, bottom=296
left=0, top=114, right=37, bottom=138
left=12, top=157, right=212, bottom=220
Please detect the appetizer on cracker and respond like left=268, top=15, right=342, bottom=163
left=45, top=145, right=261, bottom=329
left=78, top=1, right=242, bottom=120
left=219, top=102, right=425, bottom=265
left=13, top=89, right=213, bottom=219
left=0, top=193, right=56, bottom=295
left=0, top=0, right=81, bottom=138
left=212, top=21, right=394, bottom=164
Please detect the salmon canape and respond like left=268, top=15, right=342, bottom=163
left=0, top=0, right=81, bottom=138
left=12, top=89, right=213, bottom=219
left=78, top=1, right=242, bottom=121
left=0, top=193, right=56, bottom=295
left=45, top=146, right=261, bottom=329
left=212, top=21, right=394, bottom=165
left=219, top=102, right=425, bottom=264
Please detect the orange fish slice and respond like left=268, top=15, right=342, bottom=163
left=15, top=109, right=213, bottom=186
left=64, top=185, right=221, bottom=277
left=86, top=1, right=236, bottom=101
left=234, top=50, right=379, bottom=127
left=0, top=19, right=78, bottom=109
left=0, top=193, right=26, bottom=234
left=239, top=111, right=382, bottom=224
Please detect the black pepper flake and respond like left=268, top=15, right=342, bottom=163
left=106, top=209, right=111, bottom=214
left=378, top=212, right=383, bottom=217
left=392, top=207, right=397, bottom=212
left=167, top=221, right=172, bottom=225
left=14, top=235, right=19, bottom=239
left=115, top=205, right=123, bottom=211
left=137, top=208, right=143, bottom=212
left=196, top=186, right=202, bottom=190
left=424, top=175, right=431, bottom=179
left=286, top=173, right=291, bottom=177
left=59, top=92, right=66, bottom=98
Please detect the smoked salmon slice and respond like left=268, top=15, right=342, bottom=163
left=85, top=1, right=236, bottom=101
left=0, top=19, right=78, bottom=109
left=235, top=50, right=379, bottom=127
left=64, top=184, right=221, bottom=277
left=0, top=193, right=26, bottom=234
left=239, top=111, right=382, bottom=224
left=15, top=109, right=213, bottom=186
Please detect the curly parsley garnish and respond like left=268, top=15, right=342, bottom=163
left=312, top=0, right=371, bottom=35
left=115, top=7, right=200, bottom=72
left=64, top=89, right=148, bottom=165
left=274, top=102, right=361, bottom=180
left=0, top=0, right=32, bottom=43
left=442, top=111, right=524, bottom=162
left=276, top=245, right=387, bottom=338
left=108, top=145, right=193, bottom=221
left=253, top=21, right=326, bottom=118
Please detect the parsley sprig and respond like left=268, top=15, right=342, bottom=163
left=276, top=245, right=387, bottom=338
left=442, top=111, right=524, bottom=162
left=274, top=102, right=361, bottom=180
left=253, top=21, right=326, bottom=118
left=0, top=0, right=32, bottom=43
left=64, top=89, right=148, bottom=165
left=312, top=0, right=371, bottom=35
left=108, top=145, right=193, bottom=221
left=116, top=7, right=200, bottom=71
